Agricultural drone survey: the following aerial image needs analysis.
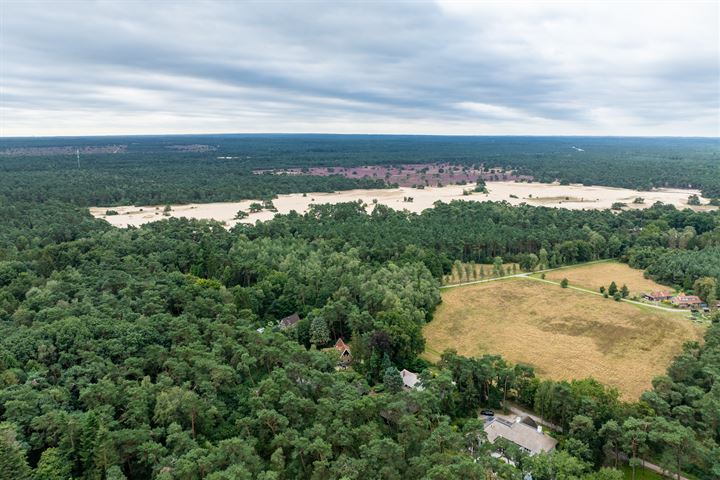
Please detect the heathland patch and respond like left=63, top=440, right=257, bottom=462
left=424, top=278, right=703, bottom=400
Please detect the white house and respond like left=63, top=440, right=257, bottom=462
left=484, top=416, right=557, bottom=456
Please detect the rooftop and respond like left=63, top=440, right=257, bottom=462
left=278, top=313, right=300, bottom=329
left=400, top=369, right=423, bottom=390
left=484, top=417, right=558, bottom=455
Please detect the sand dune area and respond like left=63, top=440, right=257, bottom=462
left=90, top=181, right=716, bottom=228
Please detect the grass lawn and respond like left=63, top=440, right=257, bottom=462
left=621, top=465, right=667, bottom=480
left=423, top=278, right=703, bottom=400
left=542, top=261, right=671, bottom=297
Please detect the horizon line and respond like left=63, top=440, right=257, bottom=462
left=2, top=132, right=719, bottom=140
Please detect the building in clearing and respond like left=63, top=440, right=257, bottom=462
left=334, top=338, right=352, bottom=365
left=278, top=313, right=301, bottom=330
left=400, top=369, right=423, bottom=391
left=671, top=295, right=702, bottom=309
left=483, top=416, right=558, bottom=456
left=642, top=291, right=674, bottom=302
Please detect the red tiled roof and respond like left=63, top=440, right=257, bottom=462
left=334, top=338, right=351, bottom=355
left=672, top=295, right=702, bottom=304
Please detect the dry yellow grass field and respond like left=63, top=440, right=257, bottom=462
left=543, top=261, right=671, bottom=296
left=424, top=278, right=703, bottom=400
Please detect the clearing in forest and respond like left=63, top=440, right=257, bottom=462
left=423, top=278, right=703, bottom=400
left=542, top=261, right=671, bottom=296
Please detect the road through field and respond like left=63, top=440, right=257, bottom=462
left=440, top=261, right=690, bottom=316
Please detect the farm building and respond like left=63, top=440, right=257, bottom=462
left=483, top=417, right=557, bottom=456
left=671, top=295, right=703, bottom=309
left=400, top=369, right=423, bottom=391
left=278, top=313, right=301, bottom=330
left=642, top=291, right=674, bottom=302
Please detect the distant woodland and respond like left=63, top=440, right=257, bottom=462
left=1, top=135, right=718, bottom=205
left=1, top=136, right=719, bottom=479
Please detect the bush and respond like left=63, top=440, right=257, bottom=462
left=560, top=278, right=569, bottom=288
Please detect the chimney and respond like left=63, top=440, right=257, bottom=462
left=537, top=425, right=543, bottom=433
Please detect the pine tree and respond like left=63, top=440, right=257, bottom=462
left=34, top=448, right=73, bottom=480
left=608, top=281, right=618, bottom=296
left=492, top=257, right=503, bottom=276
left=539, top=248, right=549, bottom=269
left=309, top=316, right=330, bottom=346
left=0, top=423, right=31, bottom=480
left=621, top=284, right=629, bottom=298
left=383, top=367, right=404, bottom=393
left=106, top=465, right=128, bottom=480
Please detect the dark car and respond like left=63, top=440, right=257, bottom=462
left=480, top=409, right=494, bottom=416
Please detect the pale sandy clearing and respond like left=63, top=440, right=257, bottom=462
left=89, top=182, right=715, bottom=228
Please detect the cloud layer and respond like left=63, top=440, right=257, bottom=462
left=1, top=0, right=718, bottom=136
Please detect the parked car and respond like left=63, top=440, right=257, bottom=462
left=480, top=409, right=494, bottom=416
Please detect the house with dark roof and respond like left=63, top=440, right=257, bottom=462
left=642, top=291, right=673, bottom=302
left=278, top=313, right=301, bottom=330
left=484, top=416, right=558, bottom=456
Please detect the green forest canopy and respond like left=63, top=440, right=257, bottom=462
left=0, top=138, right=719, bottom=479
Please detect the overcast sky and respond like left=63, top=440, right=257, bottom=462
left=1, top=0, right=718, bottom=137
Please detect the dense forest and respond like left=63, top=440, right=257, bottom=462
left=1, top=135, right=719, bottom=205
left=1, top=139, right=719, bottom=479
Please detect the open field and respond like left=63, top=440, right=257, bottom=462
left=423, top=278, right=703, bottom=400
left=90, top=182, right=716, bottom=228
left=542, top=261, right=671, bottom=297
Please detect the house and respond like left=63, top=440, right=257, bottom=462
left=334, top=338, right=352, bottom=365
left=483, top=416, right=558, bottom=456
left=671, top=295, right=702, bottom=309
left=278, top=313, right=300, bottom=330
left=642, top=291, right=673, bottom=302
left=400, top=369, right=423, bottom=391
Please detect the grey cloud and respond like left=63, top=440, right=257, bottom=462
left=1, top=0, right=717, bottom=136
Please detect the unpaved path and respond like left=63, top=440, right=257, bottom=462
left=441, top=261, right=690, bottom=316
